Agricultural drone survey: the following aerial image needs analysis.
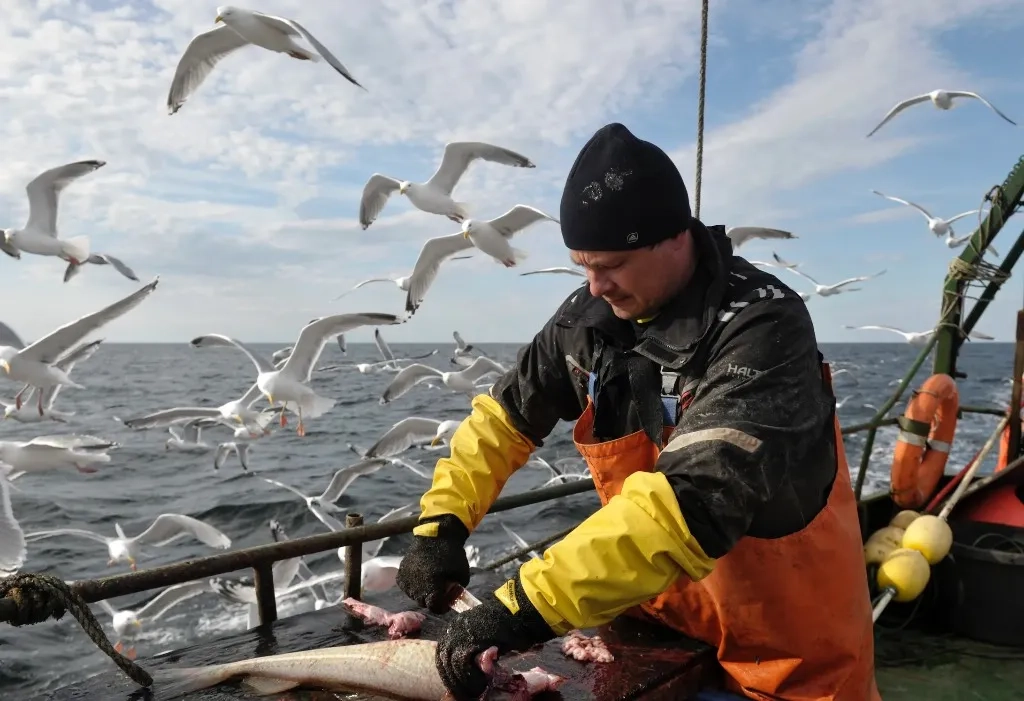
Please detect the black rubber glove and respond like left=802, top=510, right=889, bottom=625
left=435, top=575, right=556, bottom=700
left=395, top=514, right=471, bottom=613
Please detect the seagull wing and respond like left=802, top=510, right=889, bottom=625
left=130, top=514, right=230, bottom=549
left=124, top=407, right=224, bottom=430
left=380, top=364, right=443, bottom=403
left=27, top=434, right=116, bottom=451
left=945, top=209, right=980, bottom=225
left=255, top=13, right=364, bottom=89
left=456, top=356, right=507, bottom=383
left=519, top=267, right=585, bottom=277
left=0, top=473, right=25, bottom=576
left=870, top=190, right=934, bottom=219
left=282, top=313, right=400, bottom=381
left=90, top=254, right=139, bottom=281
left=0, top=322, right=26, bottom=350
left=167, top=24, right=251, bottom=114
left=845, top=325, right=908, bottom=337
left=23, top=527, right=109, bottom=545
left=54, top=339, right=103, bottom=372
left=866, top=93, right=932, bottom=137
left=20, top=278, right=159, bottom=364
left=946, top=91, right=1017, bottom=125
left=726, top=227, right=795, bottom=249
left=374, top=328, right=396, bottom=365
left=486, top=205, right=558, bottom=238
left=364, top=417, right=442, bottom=457
left=785, top=267, right=821, bottom=286
left=136, top=580, right=212, bottom=621
left=831, top=270, right=885, bottom=290
left=426, top=142, right=535, bottom=196
left=190, top=333, right=276, bottom=374
left=358, top=175, right=403, bottom=229
left=405, top=233, right=475, bottom=313
left=453, top=331, right=468, bottom=351
left=24, top=160, right=106, bottom=235
left=320, top=460, right=387, bottom=503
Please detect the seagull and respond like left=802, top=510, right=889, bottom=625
left=2, top=339, right=103, bottom=424
left=1, top=160, right=103, bottom=266
left=942, top=231, right=999, bottom=257
left=167, top=5, right=364, bottom=114
left=0, top=470, right=25, bottom=577
left=272, top=334, right=347, bottom=365
left=358, top=142, right=535, bottom=229
left=843, top=324, right=994, bottom=346
left=725, top=227, right=796, bottom=249
left=96, top=580, right=213, bottom=660
left=360, top=417, right=461, bottom=458
left=519, top=267, right=586, bottom=278
left=380, top=357, right=507, bottom=404
left=867, top=89, right=1017, bottom=137
left=526, top=456, right=592, bottom=488
left=785, top=268, right=885, bottom=298
left=333, top=257, right=473, bottom=300
left=122, top=377, right=284, bottom=436
left=64, top=253, right=139, bottom=284
left=452, top=331, right=487, bottom=360
left=164, top=421, right=213, bottom=453
left=24, top=513, right=231, bottom=571
left=0, top=278, right=159, bottom=415
left=0, top=435, right=119, bottom=476
left=213, top=410, right=277, bottom=471
left=405, top=205, right=559, bottom=314
left=870, top=190, right=979, bottom=237
left=190, top=312, right=401, bottom=436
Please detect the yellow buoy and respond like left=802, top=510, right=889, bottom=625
left=889, top=510, right=921, bottom=530
left=877, top=548, right=931, bottom=602
left=864, top=539, right=900, bottom=565
left=866, top=525, right=905, bottom=549
left=902, top=514, right=954, bottom=565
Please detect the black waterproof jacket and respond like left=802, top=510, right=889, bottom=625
left=488, top=222, right=839, bottom=559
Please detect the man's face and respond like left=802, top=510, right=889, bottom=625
left=570, top=234, right=691, bottom=320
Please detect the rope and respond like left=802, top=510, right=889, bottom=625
left=693, top=0, right=709, bottom=219
left=0, top=573, right=153, bottom=687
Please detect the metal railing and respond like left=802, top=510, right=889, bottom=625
left=0, top=479, right=595, bottom=628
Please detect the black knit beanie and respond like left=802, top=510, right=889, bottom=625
left=559, top=123, right=691, bottom=251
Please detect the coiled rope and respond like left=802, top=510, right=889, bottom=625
left=0, top=573, right=153, bottom=687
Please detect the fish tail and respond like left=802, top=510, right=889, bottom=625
left=150, top=664, right=236, bottom=698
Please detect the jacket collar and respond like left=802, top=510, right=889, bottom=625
left=556, top=221, right=733, bottom=369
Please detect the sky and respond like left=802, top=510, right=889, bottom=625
left=0, top=0, right=1023, bottom=345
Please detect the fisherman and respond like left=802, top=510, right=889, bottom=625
left=396, top=122, right=880, bottom=701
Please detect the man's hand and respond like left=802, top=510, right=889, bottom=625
left=396, top=514, right=471, bottom=613
left=435, top=576, right=555, bottom=700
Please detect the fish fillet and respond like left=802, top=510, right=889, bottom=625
left=343, top=596, right=426, bottom=639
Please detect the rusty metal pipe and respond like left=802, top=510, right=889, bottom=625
left=0, top=479, right=595, bottom=624
left=343, top=513, right=364, bottom=601
left=252, top=560, right=278, bottom=626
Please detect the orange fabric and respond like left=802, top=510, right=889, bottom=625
left=572, top=363, right=879, bottom=701
left=890, top=373, right=959, bottom=509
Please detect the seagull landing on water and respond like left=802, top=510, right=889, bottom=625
left=358, top=142, right=536, bottom=229
left=786, top=268, right=885, bottom=298
left=404, top=205, right=559, bottom=314
left=167, top=5, right=365, bottom=115
left=867, top=89, right=1017, bottom=138
left=843, top=324, right=994, bottom=346
left=870, top=190, right=979, bottom=238
left=2, top=160, right=103, bottom=268
left=725, top=227, right=797, bottom=249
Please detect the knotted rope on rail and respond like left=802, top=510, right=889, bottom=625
left=0, top=573, right=153, bottom=688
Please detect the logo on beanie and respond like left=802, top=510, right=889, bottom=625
left=626, top=232, right=639, bottom=244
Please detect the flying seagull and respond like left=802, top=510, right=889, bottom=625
left=867, top=89, right=1016, bottom=137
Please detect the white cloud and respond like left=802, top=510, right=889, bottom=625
left=0, top=0, right=1019, bottom=345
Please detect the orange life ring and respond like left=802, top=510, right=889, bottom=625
left=890, top=374, right=959, bottom=509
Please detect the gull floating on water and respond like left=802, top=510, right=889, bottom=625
left=380, top=356, right=507, bottom=404
left=1, top=160, right=103, bottom=268
left=519, top=267, right=586, bottom=278
left=2, top=339, right=102, bottom=424
left=97, top=580, right=214, bottom=659
left=870, top=190, right=979, bottom=237
left=167, top=5, right=364, bottom=115
left=0, top=434, right=118, bottom=476
left=25, top=513, right=231, bottom=571
left=333, top=257, right=473, bottom=300
left=359, top=142, right=535, bottom=229
left=867, top=89, right=1017, bottom=138
left=64, top=253, right=139, bottom=284
left=786, top=267, right=885, bottom=298
left=360, top=417, right=461, bottom=458
left=725, top=227, right=796, bottom=249
left=843, top=324, right=994, bottom=346
left=0, top=278, right=159, bottom=415
left=191, top=312, right=401, bottom=436
left=405, top=205, right=559, bottom=314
